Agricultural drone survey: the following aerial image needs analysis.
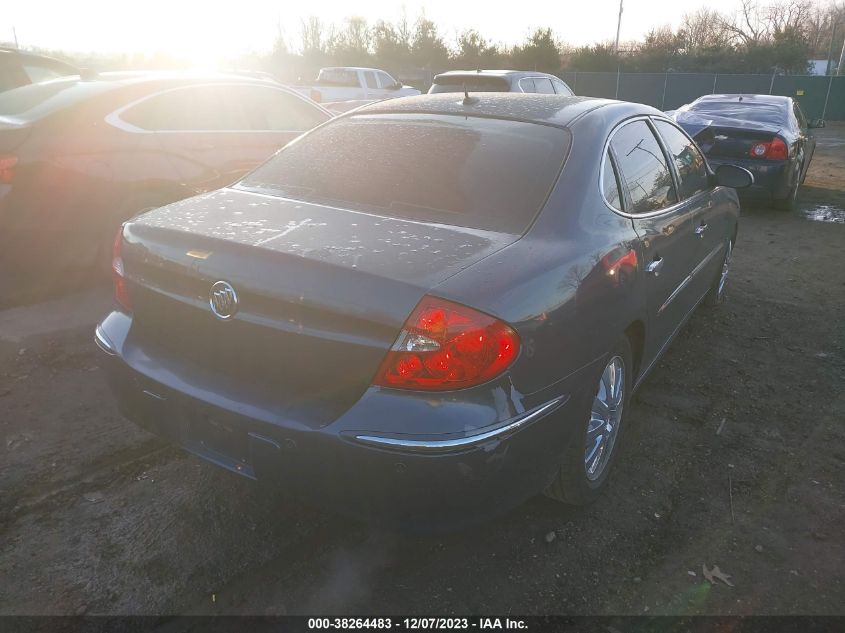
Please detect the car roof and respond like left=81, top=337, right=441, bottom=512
left=319, top=67, right=389, bottom=73
left=354, top=93, right=639, bottom=128
left=73, top=70, right=285, bottom=86
left=7, top=70, right=295, bottom=95
left=434, top=69, right=560, bottom=80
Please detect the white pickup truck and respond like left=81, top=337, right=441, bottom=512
left=294, top=67, right=421, bottom=104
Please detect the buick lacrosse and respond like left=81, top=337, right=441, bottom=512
left=96, top=94, right=751, bottom=527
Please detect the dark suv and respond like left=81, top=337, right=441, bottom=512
left=0, top=47, right=78, bottom=93
left=429, top=70, right=573, bottom=96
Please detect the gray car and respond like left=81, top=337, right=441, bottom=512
left=97, top=94, right=752, bottom=529
left=428, top=69, right=574, bottom=96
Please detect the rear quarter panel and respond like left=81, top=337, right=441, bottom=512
left=434, top=107, right=648, bottom=400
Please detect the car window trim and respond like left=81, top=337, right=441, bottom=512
left=600, top=115, right=700, bottom=220
left=105, top=82, right=330, bottom=134
left=601, top=147, right=627, bottom=213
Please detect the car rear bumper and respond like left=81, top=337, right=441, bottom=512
left=95, top=318, right=590, bottom=530
left=708, top=157, right=795, bottom=201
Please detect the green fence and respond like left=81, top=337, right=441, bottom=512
left=558, top=71, right=845, bottom=121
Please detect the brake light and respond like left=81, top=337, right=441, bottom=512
left=0, top=155, right=17, bottom=184
left=373, top=296, right=520, bottom=391
left=749, top=137, right=788, bottom=160
left=112, top=227, right=132, bottom=312
left=310, top=88, right=322, bottom=103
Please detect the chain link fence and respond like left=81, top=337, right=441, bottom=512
left=557, top=71, right=845, bottom=121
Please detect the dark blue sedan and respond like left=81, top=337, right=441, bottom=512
left=96, top=94, right=752, bottom=528
left=672, top=94, right=823, bottom=210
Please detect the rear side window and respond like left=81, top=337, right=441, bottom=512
left=518, top=78, right=536, bottom=93
left=552, top=79, right=573, bottom=96
left=364, top=72, right=378, bottom=89
left=654, top=120, right=709, bottom=200
left=610, top=120, right=677, bottom=214
left=230, top=86, right=328, bottom=131
left=239, top=114, right=571, bottom=234
left=602, top=150, right=623, bottom=211
left=533, top=78, right=555, bottom=94
left=121, top=85, right=251, bottom=131
left=121, top=85, right=327, bottom=132
left=377, top=72, right=396, bottom=88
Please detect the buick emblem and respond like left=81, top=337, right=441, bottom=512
left=209, top=281, right=238, bottom=320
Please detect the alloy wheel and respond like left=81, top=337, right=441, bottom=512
left=585, top=356, right=625, bottom=481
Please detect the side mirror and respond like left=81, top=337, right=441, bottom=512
left=808, top=118, right=825, bottom=129
left=713, top=164, right=754, bottom=189
left=388, top=82, right=402, bottom=91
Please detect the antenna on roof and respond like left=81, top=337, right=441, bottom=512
left=461, top=82, right=478, bottom=106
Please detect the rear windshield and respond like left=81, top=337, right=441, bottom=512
left=238, top=113, right=571, bottom=234
left=0, top=79, right=111, bottom=122
left=689, top=102, right=786, bottom=126
left=429, top=76, right=509, bottom=93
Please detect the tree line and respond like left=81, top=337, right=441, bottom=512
left=255, top=0, right=844, bottom=80
left=9, top=0, right=844, bottom=81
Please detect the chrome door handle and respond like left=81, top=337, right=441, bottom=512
left=646, top=258, right=664, bottom=275
left=695, top=223, right=708, bottom=237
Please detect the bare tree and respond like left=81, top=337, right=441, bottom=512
left=680, top=8, right=732, bottom=51
left=720, top=0, right=769, bottom=46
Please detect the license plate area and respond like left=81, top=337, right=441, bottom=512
left=183, top=407, right=256, bottom=479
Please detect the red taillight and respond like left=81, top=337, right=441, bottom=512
left=310, top=88, right=322, bottom=103
left=373, top=296, right=520, bottom=391
left=112, top=226, right=132, bottom=312
left=749, top=137, right=788, bottom=160
left=0, top=155, right=17, bottom=184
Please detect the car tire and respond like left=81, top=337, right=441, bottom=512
left=774, top=168, right=801, bottom=211
left=544, top=337, right=632, bottom=505
left=704, top=238, right=733, bottom=307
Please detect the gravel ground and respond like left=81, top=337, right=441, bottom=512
left=1, top=125, right=843, bottom=617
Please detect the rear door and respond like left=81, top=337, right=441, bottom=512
left=362, top=70, right=380, bottom=99
left=609, top=118, right=699, bottom=357
left=652, top=118, right=726, bottom=299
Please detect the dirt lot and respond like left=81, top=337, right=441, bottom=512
left=1, top=126, right=844, bottom=617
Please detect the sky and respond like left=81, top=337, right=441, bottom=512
left=6, top=0, right=748, bottom=63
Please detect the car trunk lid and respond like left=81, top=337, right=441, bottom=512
left=121, top=188, right=518, bottom=428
